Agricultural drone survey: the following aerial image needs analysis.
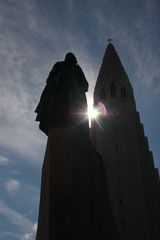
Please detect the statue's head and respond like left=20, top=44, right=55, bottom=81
left=65, top=52, right=77, bottom=65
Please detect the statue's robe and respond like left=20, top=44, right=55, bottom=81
left=35, top=61, right=89, bottom=135
left=35, top=61, right=119, bottom=240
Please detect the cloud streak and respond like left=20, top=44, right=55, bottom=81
left=0, top=199, right=36, bottom=236
left=5, top=179, right=21, bottom=194
left=0, top=0, right=159, bottom=237
left=0, top=0, right=99, bottom=166
left=90, top=0, right=160, bottom=102
left=0, top=155, right=10, bottom=166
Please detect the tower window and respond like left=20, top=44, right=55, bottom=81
left=110, top=83, right=116, bottom=98
left=100, top=88, right=106, bottom=100
left=121, top=87, right=127, bottom=98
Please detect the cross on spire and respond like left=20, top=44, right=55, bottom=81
left=107, top=38, right=113, bottom=44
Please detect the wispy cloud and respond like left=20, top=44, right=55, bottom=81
left=23, top=208, right=34, bottom=218
left=10, top=170, right=22, bottom=176
left=0, top=0, right=159, bottom=238
left=0, top=230, right=21, bottom=239
left=0, top=0, right=158, bottom=167
left=0, top=155, right=10, bottom=166
left=0, top=181, right=39, bottom=238
left=0, top=0, right=98, bottom=166
left=5, top=179, right=21, bottom=194
left=90, top=0, right=160, bottom=104
left=0, top=199, right=36, bottom=234
left=0, top=1, right=50, bottom=164
left=21, top=223, right=37, bottom=240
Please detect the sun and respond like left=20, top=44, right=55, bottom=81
left=88, top=106, right=99, bottom=120
left=87, top=103, right=99, bottom=120
left=87, top=98, right=107, bottom=126
left=87, top=101, right=107, bottom=126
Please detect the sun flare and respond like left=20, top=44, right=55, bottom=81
left=87, top=101, right=107, bottom=126
left=87, top=104, right=99, bottom=120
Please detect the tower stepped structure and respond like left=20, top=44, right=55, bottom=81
left=91, top=42, right=160, bottom=240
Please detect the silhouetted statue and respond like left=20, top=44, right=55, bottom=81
left=35, top=53, right=120, bottom=240
left=35, top=52, right=89, bottom=135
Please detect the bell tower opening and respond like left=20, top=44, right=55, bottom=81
left=110, top=83, right=116, bottom=98
left=121, top=87, right=127, bottom=98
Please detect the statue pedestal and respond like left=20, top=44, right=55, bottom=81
left=36, top=127, right=74, bottom=239
left=36, top=126, right=119, bottom=240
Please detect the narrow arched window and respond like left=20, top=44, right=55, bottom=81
left=100, top=88, right=106, bottom=100
left=110, top=83, right=116, bottom=98
left=121, top=87, right=127, bottom=98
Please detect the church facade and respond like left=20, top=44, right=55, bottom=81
left=91, top=42, right=160, bottom=240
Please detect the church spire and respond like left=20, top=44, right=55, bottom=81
left=94, top=42, right=133, bottom=103
left=92, top=41, right=160, bottom=240
left=95, top=42, right=129, bottom=90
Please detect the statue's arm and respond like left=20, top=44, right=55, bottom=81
left=46, top=62, right=60, bottom=88
left=76, top=65, right=89, bottom=92
left=37, top=62, right=60, bottom=104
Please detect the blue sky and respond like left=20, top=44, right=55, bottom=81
left=0, top=0, right=160, bottom=239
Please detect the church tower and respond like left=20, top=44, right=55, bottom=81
left=91, top=42, right=160, bottom=240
